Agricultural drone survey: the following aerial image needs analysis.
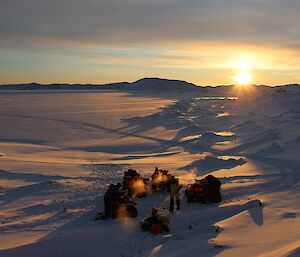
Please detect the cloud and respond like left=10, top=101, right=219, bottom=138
left=0, top=0, right=299, bottom=49
left=1, top=0, right=300, bottom=85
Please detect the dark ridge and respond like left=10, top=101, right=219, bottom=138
left=0, top=78, right=299, bottom=92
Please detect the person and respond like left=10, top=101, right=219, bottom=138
left=203, top=175, right=222, bottom=203
left=169, top=176, right=181, bottom=212
left=141, top=208, right=170, bottom=234
left=104, top=183, right=122, bottom=218
left=151, top=167, right=159, bottom=192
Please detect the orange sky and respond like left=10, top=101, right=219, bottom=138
left=1, top=0, right=299, bottom=85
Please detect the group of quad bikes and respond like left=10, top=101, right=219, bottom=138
left=100, top=167, right=222, bottom=234
left=107, top=168, right=171, bottom=219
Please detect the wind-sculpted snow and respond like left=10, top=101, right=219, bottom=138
left=252, top=142, right=283, bottom=156
left=0, top=88, right=300, bottom=257
left=181, top=156, right=246, bottom=176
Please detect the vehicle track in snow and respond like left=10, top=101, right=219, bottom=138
left=248, top=156, right=300, bottom=190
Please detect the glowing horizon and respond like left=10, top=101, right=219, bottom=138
left=1, top=0, right=299, bottom=86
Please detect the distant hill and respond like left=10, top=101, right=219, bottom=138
left=0, top=78, right=204, bottom=93
left=0, top=82, right=105, bottom=90
left=0, top=78, right=299, bottom=94
left=130, top=78, right=199, bottom=91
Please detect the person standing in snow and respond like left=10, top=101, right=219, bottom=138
left=169, top=176, right=181, bottom=212
left=104, top=183, right=122, bottom=218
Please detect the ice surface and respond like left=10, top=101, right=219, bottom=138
left=0, top=86, right=299, bottom=257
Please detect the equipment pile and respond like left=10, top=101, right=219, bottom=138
left=97, top=168, right=223, bottom=235
left=185, top=175, right=222, bottom=203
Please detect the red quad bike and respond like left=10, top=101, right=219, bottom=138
left=140, top=210, right=170, bottom=234
left=140, top=218, right=169, bottom=234
left=151, top=167, right=172, bottom=192
left=185, top=175, right=222, bottom=204
left=122, top=169, right=149, bottom=198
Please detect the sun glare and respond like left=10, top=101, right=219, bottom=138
left=235, top=70, right=251, bottom=84
left=233, top=57, right=253, bottom=85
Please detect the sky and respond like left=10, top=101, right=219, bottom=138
left=1, top=0, right=300, bottom=85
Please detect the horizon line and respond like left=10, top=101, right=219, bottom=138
left=1, top=77, right=299, bottom=88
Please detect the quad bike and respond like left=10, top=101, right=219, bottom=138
left=122, top=169, right=149, bottom=197
left=185, top=175, right=222, bottom=203
left=140, top=216, right=170, bottom=234
left=95, top=182, right=138, bottom=221
left=110, top=194, right=138, bottom=219
left=151, top=167, right=172, bottom=192
left=185, top=180, right=206, bottom=203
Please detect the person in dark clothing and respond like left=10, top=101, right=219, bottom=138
left=104, top=183, right=122, bottom=218
left=204, top=175, right=222, bottom=203
left=169, top=176, right=181, bottom=213
left=151, top=168, right=159, bottom=192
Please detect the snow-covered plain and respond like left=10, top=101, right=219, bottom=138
left=0, top=86, right=299, bottom=257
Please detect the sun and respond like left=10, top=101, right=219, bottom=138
left=235, top=70, right=251, bottom=85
